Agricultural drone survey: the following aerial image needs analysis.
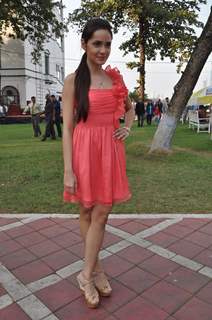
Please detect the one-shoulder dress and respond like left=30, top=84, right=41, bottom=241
left=63, top=66, right=131, bottom=208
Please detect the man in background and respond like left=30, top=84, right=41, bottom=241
left=41, top=95, right=56, bottom=141
left=23, top=96, right=42, bottom=137
left=52, top=95, right=62, bottom=137
left=135, top=99, right=145, bottom=127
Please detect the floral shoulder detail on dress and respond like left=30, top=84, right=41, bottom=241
left=105, top=65, right=128, bottom=127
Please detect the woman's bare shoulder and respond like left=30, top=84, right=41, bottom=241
left=64, top=73, right=76, bottom=87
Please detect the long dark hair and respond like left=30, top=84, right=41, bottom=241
left=75, top=18, right=113, bottom=123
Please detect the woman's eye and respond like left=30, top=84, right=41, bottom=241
left=93, top=41, right=101, bottom=47
left=92, top=41, right=111, bottom=48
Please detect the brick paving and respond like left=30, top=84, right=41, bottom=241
left=0, top=214, right=212, bottom=320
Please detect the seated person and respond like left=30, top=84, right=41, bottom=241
left=198, top=105, right=207, bottom=122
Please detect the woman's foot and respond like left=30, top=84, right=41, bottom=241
left=77, top=272, right=100, bottom=308
left=93, top=271, right=112, bottom=297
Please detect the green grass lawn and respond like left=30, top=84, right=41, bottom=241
left=0, top=122, right=212, bottom=214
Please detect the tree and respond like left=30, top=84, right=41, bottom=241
left=69, top=0, right=206, bottom=100
left=150, top=6, right=212, bottom=153
left=0, top=0, right=67, bottom=62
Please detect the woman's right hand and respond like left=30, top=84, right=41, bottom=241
left=64, top=171, right=77, bottom=194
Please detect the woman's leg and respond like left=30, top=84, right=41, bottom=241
left=77, top=204, right=111, bottom=307
left=82, top=204, right=111, bottom=280
left=79, top=204, right=92, bottom=241
left=79, top=204, right=104, bottom=272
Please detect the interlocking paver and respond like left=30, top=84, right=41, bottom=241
left=0, top=232, right=10, bottom=243
left=55, top=297, right=110, bottom=320
left=168, top=238, right=205, bottom=259
left=1, top=215, right=212, bottom=320
left=1, top=248, right=37, bottom=270
left=0, top=239, right=23, bottom=257
left=17, top=294, right=51, bottom=320
left=196, top=281, right=212, bottom=305
left=164, top=224, right=194, bottom=238
left=140, top=218, right=166, bottom=226
left=38, top=225, right=69, bottom=239
left=108, top=218, right=133, bottom=227
left=50, top=218, right=79, bottom=231
left=139, top=254, right=179, bottom=278
left=27, top=219, right=56, bottom=231
left=117, top=266, right=159, bottom=293
left=114, top=296, right=169, bottom=320
left=67, top=241, right=84, bottom=258
left=116, top=244, right=153, bottom=264
left=15, top=231, right=46, bottom=247
left=199, top=221, right=212, bottom=235
left=165, top=266, right=210, bottom=294
left=12, top=259, right=54, bottom=284
left=103, top=254, right=134, bottom=277
left=5, top=225, right=34, bottom=239
left=146, top=231, right=178, bottom=247
left=142, top=280, right=192, bottom=314
left=178, top=218, right=211, bottom=230
left=0, top=218, right=19, bottom=227
left=0, top=303, right=31, bottom=320
left=35, top=280, right=81, bottom=312
left=173, top=297, right=212, bottom=320
left=193, top=248, right=212, bottom=268
left=185, top=230, right=212, bottom=248
left=102, top=231, right=124, bottom=248
left=41, top=249, right=79, bottom=271
left=100, top=278, right=137, bottom=312
left=51, top=231, right=82, bottom=248
left=28, top=239, right=61, bottom=258
left=117, top=220, right=148, bottom=234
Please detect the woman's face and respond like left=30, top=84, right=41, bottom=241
left=83, top=29, right=112, bottom=66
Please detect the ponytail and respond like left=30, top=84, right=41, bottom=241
left=74, top=53, right=91, bottom=122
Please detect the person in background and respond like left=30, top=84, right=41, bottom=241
left=23, top=96, right=42, bottom=137
left=41, top=95, right=56, bottom=141
left=163, top=97, right=170, bottom=113
left=52, top=95, right=62, bottom=137
left=153, top=103, right=161, bottom=124
left=198, top=105, right=207, bottom=123
left=135, top=98, right=145, bottom=127
left=146, top=100, right=154, bottom=125
left=155, top=99, right=163, bottom=119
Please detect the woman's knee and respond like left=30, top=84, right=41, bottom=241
left=91, top=205, right=112, bottom=226
left=80, top=205, right=92, bottom=222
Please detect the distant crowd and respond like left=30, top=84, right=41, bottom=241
left=23, top=94, right=62, bottom=141
left=134, top=97, right=169, bottom=127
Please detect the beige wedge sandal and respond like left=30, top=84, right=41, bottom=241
left=93, top=271, right=112, bottom=297
left=77, top=272, right=100, bottom=308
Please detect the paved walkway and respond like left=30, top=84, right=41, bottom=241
left=0, top=213, right=212, bottom=320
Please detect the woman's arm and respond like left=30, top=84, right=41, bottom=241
left=124, top=96, right=135, bottom=131
left=113, top=96, right=135, bottom=140
left=62, top=73, right=77, bottom=194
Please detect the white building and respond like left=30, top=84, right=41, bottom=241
left=0, top=7, right=65, bottom=112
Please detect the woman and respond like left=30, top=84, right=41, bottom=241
left=62, top=18, right=135, bottom=308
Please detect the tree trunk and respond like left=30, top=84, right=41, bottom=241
left=138, top=16, right=145, bottom=100
left=150, top=6, right=212, bottom=153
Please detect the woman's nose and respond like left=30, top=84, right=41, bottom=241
left=99, top=45, right=107, bottom=53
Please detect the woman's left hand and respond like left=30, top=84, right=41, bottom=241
left=113, top=127, right=130, bottom=140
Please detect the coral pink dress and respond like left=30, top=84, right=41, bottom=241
left=63, top=66, right=131, bottom=208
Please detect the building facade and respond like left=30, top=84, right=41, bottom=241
left=0, top=9, right=65, bottom=112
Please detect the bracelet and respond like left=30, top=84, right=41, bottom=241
left=123, top=126, right=131, bottom=133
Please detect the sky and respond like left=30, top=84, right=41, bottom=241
left=63, top=0, right=212, bottom=99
